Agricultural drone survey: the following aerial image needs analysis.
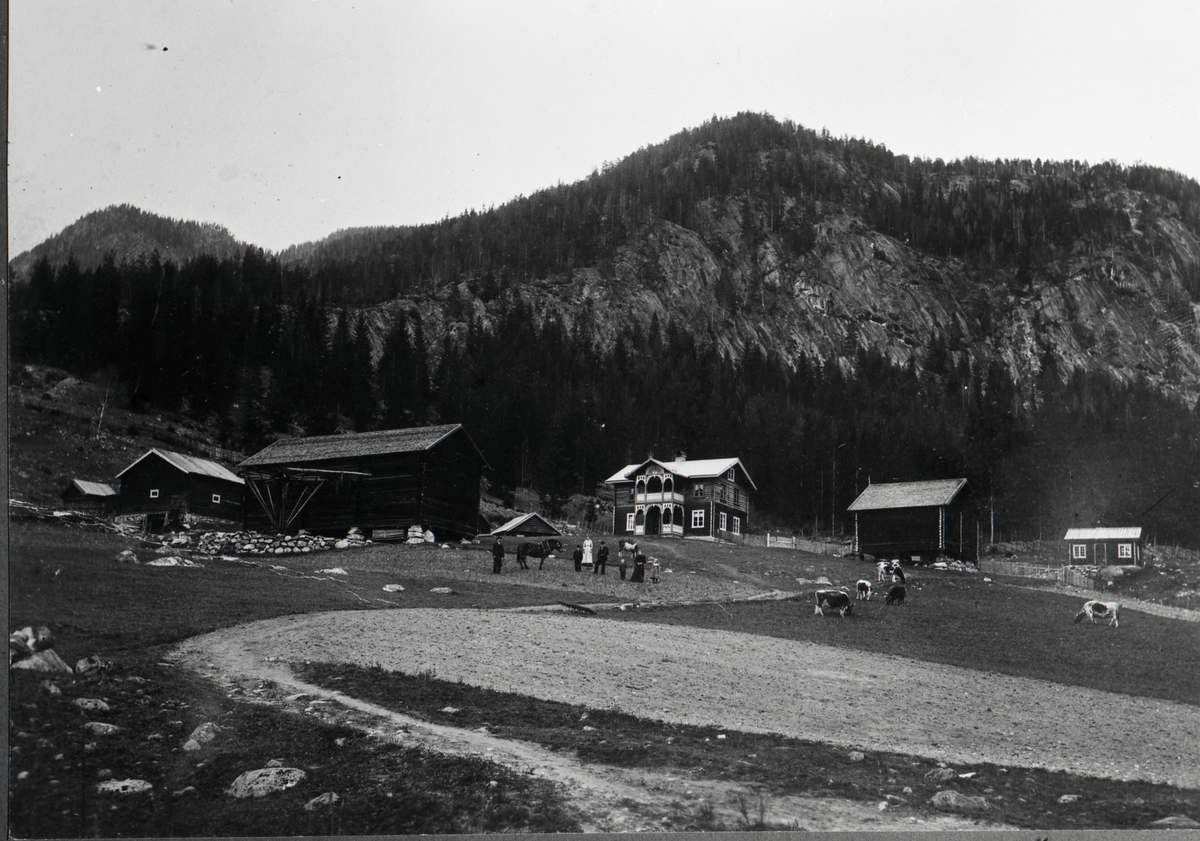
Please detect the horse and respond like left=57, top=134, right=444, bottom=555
left=619, top=540, right=639, bottom=556
left=516, top=539, right=563, bottom=570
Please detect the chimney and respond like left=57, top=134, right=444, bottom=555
left=675, top=451, right=687, bottom=463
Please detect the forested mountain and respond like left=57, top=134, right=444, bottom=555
left=9, top=113, right=1200, bottom=546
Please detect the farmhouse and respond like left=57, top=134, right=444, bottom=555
left=604, top=454, right=756, bottom=540
left=1064, top=527, right=1144, bottom=566
left=238, top=423, right=486, bottom=540
left=847, top=478, right=972, bottom=562
left=489, top=512, right=562, bottom=538
left=59, top=479, right=118, bottom=517
left=115, top=449, right=245, bottom=529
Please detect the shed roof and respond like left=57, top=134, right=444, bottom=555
left=488, top=513, right=563, bottom=537
left=847, top=478, right=968, bottom=511
left=1063, top=527, right=1143, bottom=541
left=116, top=449, right=243, bottom=484
left=64, top=479, right=117, bottom=497
left=239, top=424, right=485, bottom=468
left=604, top=457, right=758, bottom=491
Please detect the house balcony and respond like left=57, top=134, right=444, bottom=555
left=635, top=491, right=684, bottom=505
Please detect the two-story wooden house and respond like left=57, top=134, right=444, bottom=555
left=604, top=454, right=756, bottom=540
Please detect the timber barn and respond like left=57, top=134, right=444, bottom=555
left=238, top=424, right=486, bottom=540
left=115, top=449, right=245, bottom=529
left=847, top=478, right=972, bottom=562
left=60, top=479, right=119, bottom=517
left=604, top=454, right=756, bottom=540
left=1063, top=527, right=1144, bottom=566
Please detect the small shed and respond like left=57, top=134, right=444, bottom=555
left=1063, top=527, right=1143, bottom=566
left=489, top=512, right=563, bottom=538
left=847, top=478, right=972, bottom=562
left=115, top=449, right=245, bottom=529
left=60, top=479, right=118, bottom=516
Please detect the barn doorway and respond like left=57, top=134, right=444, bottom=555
left=645, top=506, right=662, bottom=536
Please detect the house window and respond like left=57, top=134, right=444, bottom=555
left=626, top=513, right=636, bottom=532
left=726, top=468, right=735, bottom=481
left=149, top=489, right=159, bottom=499
left=717, top=485, right=725, bottom=501
left=212, top=494, right=221, bottom=504
left=719, top=512, right=728, bottom=531
left=691, top=509, right=705, bottom=529
left=1118, top=543, right=1132, bottom=559
left=733, top=488, right=740, bottom=506
left=732, top=516, right=741, bottom=535
left=1071, top=544, right=1087, bottom=560
left=694, top=484, right=704, bottom=498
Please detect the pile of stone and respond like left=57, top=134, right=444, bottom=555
left=195, top=528, right=371, bottom=556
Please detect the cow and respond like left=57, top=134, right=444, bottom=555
left=814, top=589, right=854, bottom=617
left=1074, top=600, right=1120, bottom=628
left=515, top=539, right=563, bottom=570
left=883, top=584, right=906, bottom=606
left=876, top=561, right=891, bottom=582
left=856, top=579, right=872, bottom=600
left=891, top=566, right=906, bottom=585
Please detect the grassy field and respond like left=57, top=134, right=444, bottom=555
left=8, top=517, right=1200, bottom=835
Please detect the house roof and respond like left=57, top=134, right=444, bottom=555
left=488, top=513, right=563, bottom=537
left=65, top=479, right=117, bottom=497
left=604, top=457, right=757, bottom=491
left=239, top=424, right=486, bottom=469
left=116, top=449, right=244, bottom=484
left=847, top=478, right=968, bottom=511
left=1064, top=527, right=1143, bottom=541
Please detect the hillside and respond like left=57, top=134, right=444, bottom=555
left=8, top=113, right=1200, bottom=544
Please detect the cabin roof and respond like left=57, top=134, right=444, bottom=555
left=488, top=512, right=563, bottom=537
left=239, top=423, right=485, bottom=468
left=604, top=457, right=757, bottom=490
left=116, top=449, right=244, bottom=484
left=65, top=479, right=118, bottom=497
left=1063, top=527, right=1143, bottom=541
left=847, top=478, right=968, bottom=511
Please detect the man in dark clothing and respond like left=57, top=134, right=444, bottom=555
left=595, top=540, right=608, bottom=574
left=492, top=538, right=505, bottom=574
left=573, top=544, right=584, bottom=572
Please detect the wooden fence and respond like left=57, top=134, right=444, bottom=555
left=723, top=531, right=846, bottom=556
left=978, top=558, right=1100, bottom=590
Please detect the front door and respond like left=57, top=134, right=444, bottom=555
left=645, top=505, right=661, bottom=536
left=1094, top=543, right=1107, bottom=565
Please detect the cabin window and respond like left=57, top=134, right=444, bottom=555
left=717, top=485, right=725, bottom=501
left=726, top=468, right=735, bottom=481
left=732, top=516, right=741, bottom=535
left=733, top=488, right=740, bottom=506
left=691, top=509, right=705, bottom=529
left=1071, top=544, right=1087, bottom=560
left=625, top=513, right=636, bottom=532
left=719, top=512, right=728, bottom=531
left=693, top=484, right=704, bottom=498
left=149, top=489, right=159, bottom=499
left=1118, top=543, right=1132, bottom=559
left=212, top=494, right=221, bottom=504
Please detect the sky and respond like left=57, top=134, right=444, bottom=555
left=8, top=0, right=1200, bottom=258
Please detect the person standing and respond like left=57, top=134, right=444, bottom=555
left=573, top=544, right=584, bottom=572
left=492, top=537, right=505, bottom=574
left=631, top=551, right=646, bottom=583
left=619, top=553, right=628, bottom=580
left=595, top=540, right=608, bottom=574
left=583, top=537, right=594, bottom=570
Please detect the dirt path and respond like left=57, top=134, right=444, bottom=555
left=173, top=608, right=1200, bottom=829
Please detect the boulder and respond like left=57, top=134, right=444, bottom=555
left=189, top=722, right=221, bottom=744
left=11, top=650, right=74, bottom=674
left=72, top=698, right=112, bottom=713
left=382, top=584, right=404, bottom=592
left=96, top=779, right=153, bottom=795
left=930, top=790, right=990, bottom=813
left=924, top=767, right=958, bottom=783
left=1150, top=815, right=1200, bottom=829
left=83, top=722, right=121, bottom=736
left=304, top=792, right=341, bottom=812
left=847, top=751, right=865, bottom=763
left=75, top=655, right=111, bottom=674
left=227, top=767, right=308, bottom=798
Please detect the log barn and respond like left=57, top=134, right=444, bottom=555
left=489, top=512, right=563, bottom=538
left=238, top=424, right=486, bottom=540
left=115, top=449, right=245, bottom=529
left=604, top=453, right=756, bottom=540
left=59, top=479, right=119, bottom=517
left=1063, top=527, right=1144, bottom=566
left=847, top=478, right=972, bottom=562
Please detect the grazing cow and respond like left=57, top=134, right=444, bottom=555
left=856, top=579, right=872, bottom=601
left=883, top=584, right=906, bottom=606
left=814, top=589, right=854, bottom=617
left=891, top=566, right=906, bottom=585
left=876, top=561, right=891, bottom=582
left=1074, top=600, right=1120, bottom=628
left=515, top=539, right=563, bottom=570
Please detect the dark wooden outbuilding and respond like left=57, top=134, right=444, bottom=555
left=115, top=449, right=245, bottom=529
left=489, top=513, right=563, bottom=538
left=238, top=424, right=487, bottom=540
left=847, top=478, right=972, bottom=562
left=60, top=479, right=118, bottom=517
left=1063, top=527, right=1143, bottom=566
